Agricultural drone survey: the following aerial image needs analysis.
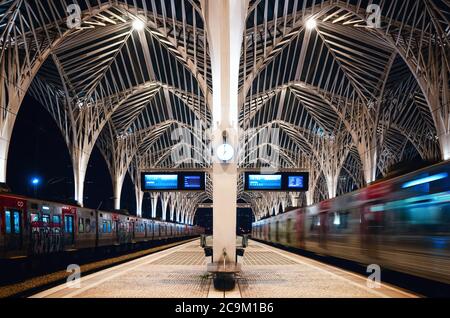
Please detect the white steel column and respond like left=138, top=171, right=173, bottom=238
left=150, top=193, right=158, bottom=218
left=442, top=134, right=450, bottom=161
left=112, top=175, right=125, bottom=210
left=135, top=188, right=144, bottom=217
left=72, top=148, right=90, bottom=207
left=0, top=122, right=13, bottom=183
left=204, top=0, right=248, bottom=263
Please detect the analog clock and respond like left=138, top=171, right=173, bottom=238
left=216, top=143, right=234, bottom=161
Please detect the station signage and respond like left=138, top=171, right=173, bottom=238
left=141, top=172, right=206, bottom=192
left=244, top=172, right=309, bottom=192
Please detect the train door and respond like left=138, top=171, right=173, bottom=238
left=63, top=214, right=75, bottom=246
left=41, top=213, right=51, bottom=253
left=3, top=209, right=23, bottom=252
left=286, top=219, right=292, bottom=245
left=296, top=210, right=305, bottom=249
left=114, top=219, right=120, bottom=245
left=318, top=212, right=328, bottom=249
left=51, top=214, right=62, bottom=252
left=149, top=222, right=153, bottom=239
left=275, top=221, right=280, bottom=242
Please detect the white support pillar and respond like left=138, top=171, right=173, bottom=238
left=306, top=191, right=314, bottom=206
left=150, top=193, right=158, bottom=218
left=359, top=144, right=377, bottom=185
left=162, top=198, right=169, bottom=221
left=0, top=116, right=14, bottom=183
left=170, top=204, right=176, bottom=221
left=181, top=210, right=185, bottom=224
left=205, top=0, right=248, bottom=264
left=135, top=188, right=144, bottom=217
left=112, top=174, right=125, bottom=210
left=325, top=174, right=338, bottom=199
left=72, top=147, right=91, bottom=207
left=274, top=201, right=280, bottom=215
left=290, top=193, right=300, bottom=207
left=176, top=209, right=181, bottom=223
left=442, top=133, right=450, bottom=161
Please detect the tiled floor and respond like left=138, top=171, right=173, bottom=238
left=31, top=239, right=416, bottom=298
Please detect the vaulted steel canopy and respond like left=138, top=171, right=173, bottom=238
left=0, top=0, right=448, bottom=221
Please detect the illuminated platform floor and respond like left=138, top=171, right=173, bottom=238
left=31, top=240, right=416, bottom=298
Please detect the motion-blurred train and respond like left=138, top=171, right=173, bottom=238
left=0, top=193, right=203, bottom=259
left=252, top=160, right=450, bottom=284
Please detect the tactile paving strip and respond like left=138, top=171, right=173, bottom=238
left=150, top=251, right=207, bottom=265
left=242, top=251, right=298, bottom=265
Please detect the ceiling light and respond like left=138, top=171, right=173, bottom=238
left=132, top=19, right=145, bottom=31
left=306, top=18, right=317, bottom=30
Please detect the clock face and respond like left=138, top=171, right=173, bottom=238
left=216, top=143, right=234, bottom=161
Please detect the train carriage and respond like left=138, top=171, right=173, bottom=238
left=0, top=192, right=203, bottom=260
left=252, top=160, right=450, bottom=284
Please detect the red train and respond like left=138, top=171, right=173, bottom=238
left=252, top=160, right=450, bottom=284
left=0, top=193, right=203, bottom=259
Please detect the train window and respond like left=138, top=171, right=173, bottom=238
left=4, top=210, right=21, bottom=234
left=13, top=211, right=20, bottom=233
left=79, top=218, right=84, bottom=233
left=339, top=212, right=349, bottom=229
left=42, top=214, right=50, bottom=224
left=5, top=210, right=11, bottom=233
left=107, top=221, right=112, bottom=233
left=53, top=215, right=61, bottom=224
left=64, top=216, right=74, bottom=233
left=102, top=221, right=107, bottom=233
left=31, top=214, right=39, bottom=222
left=85, top=219, right=91, bottom=233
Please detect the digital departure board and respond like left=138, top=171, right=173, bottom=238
left=244, top=172, right=309, bottom=192
left=287, top=175, right=304, bottom=189
left=143, top=174, right=178, bottom=190
left=183, top=175, right=202, bottom=189
left=141, top=172, right=205, bottom=191
left=247, top=174, right=282, bottom=190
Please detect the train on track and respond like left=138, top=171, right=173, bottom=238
left=0, top=193, right=203, bottom=259
left=252, top=160, right=450, bottom=284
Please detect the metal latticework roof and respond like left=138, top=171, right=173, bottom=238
left=0, top=0, right=448, bottom=221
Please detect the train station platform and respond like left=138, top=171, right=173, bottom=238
left=31, top=239, right=416, bottom=298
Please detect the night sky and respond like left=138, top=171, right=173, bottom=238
left=7, top=94, right=253, bottom=230
left=8, top=95, right=116, bottom=209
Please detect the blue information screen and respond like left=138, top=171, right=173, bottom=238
left=183, top=175, right=201, bottom=189
left=244, top=172, right=309, bottom=191
left=288, top=176, right=304, bottom=189
left=144, top=174, right=178, bottom=190
left=248, top=174, right=282, bottom=190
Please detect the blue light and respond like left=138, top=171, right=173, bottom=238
left=401, top=172, right=448, bottom=189
left=31, top=177, right=40, bottom=185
